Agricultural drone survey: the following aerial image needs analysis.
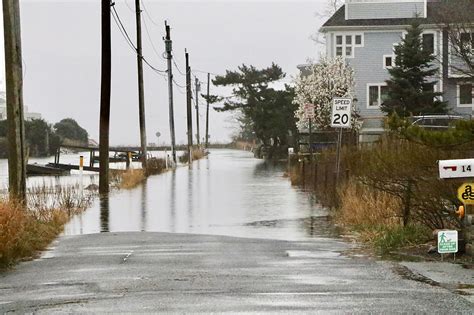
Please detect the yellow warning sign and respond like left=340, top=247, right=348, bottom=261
left=457, top=183, right=474, bottom=204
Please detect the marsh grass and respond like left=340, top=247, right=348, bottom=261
left=336, top=181, right=402, bottom=227
left=336, top=180, right=431, bottom=254
left=354, top=224, right=431, bottom=255
left=146, top=157, right=167, bottom=176
left=117, top=169, right=146, bottom=189
left=179, top=148, right=207, bottom=163
left=1, top=184, right=94, bottom=269
left=27, top=184, right=94, bottom=216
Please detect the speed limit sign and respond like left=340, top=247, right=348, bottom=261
left=331, top=98, right=352, bottom=128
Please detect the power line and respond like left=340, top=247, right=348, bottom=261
left=172, top=78, right=187, bottom=89
left=140, top=0, right=161, bottom=27
left=111, top=6, right=136, bottom=52
left=142, top=14, right=166, bottom=61
left=173, top=59, right=187, bottom=76
left=192, top=69, right=222, bottom=76
left=124, top=0, right=134, bottom=13
left=111, top=5, right=167, bottom=76
left=113, top=4, right=219, bottom=84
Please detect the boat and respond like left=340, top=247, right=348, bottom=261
left=26, top=163, right=71, bottom=176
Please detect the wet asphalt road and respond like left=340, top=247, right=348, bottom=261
left=0, top=232, right=472, bottom=313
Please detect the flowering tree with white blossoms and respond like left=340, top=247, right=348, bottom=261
left=294, top=57, right=359, bottom=131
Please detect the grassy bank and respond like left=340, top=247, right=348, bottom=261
left=179, top=147, right=208, bottom=163
left=1, top=185, right=93, bottom=269
left=289, top=136, right=467, bottom=254
left=336, top=181, right=431, bottom=254
left=110, top=157, right=168, bottom=190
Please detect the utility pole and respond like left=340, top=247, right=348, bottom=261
left=3, top=0, right=26, bottom=202
left=195, top=77, right=201, bottom=145
left=205, top=73, right=210, bottom=148
left=135, top=0, right=147, bottom=169
left=99, top=0, right=112, bottom=195
left=185, top=50, right=193, bottom=162
left=164, top=21, right=176, bottom=165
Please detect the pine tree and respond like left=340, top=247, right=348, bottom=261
left=381, top=20, right=447, bottom=117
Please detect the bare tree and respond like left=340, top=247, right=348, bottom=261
left=310, top=0, right=344, bottom=46
left=432, top=0, right=474, bottom=79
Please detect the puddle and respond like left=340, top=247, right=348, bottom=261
left=393, top=264, right=474, bottom=297
left=245, top=216, right=342, bottom=239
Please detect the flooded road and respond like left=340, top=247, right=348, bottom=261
left=3, top=150, right=473, bottom=313
left=65, top=149, right=330, bottom=241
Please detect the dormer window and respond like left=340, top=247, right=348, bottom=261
left=334, top=33, right=364, bottom=58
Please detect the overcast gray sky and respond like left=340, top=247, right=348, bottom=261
left=1, top=0, right=328, bottom=145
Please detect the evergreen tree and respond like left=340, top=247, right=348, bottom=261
left=211, top=63, right=297, bottom=154
left=53, top=118, right=88, bottom=144
left=382, top=20, right=447, bottom=117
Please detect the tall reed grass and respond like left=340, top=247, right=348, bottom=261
left=119, top=169, right=145, bottom=189
left=179, top=148, right=207, bottom=163
left=1, top=184, right=94, bottom=269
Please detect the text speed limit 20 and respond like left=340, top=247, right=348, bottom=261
left=331, top=98, right=352, bottom=128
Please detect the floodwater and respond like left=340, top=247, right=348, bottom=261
left=64, top=149, right=332, bottom=241
left=0, top=150, right=179, bottom=190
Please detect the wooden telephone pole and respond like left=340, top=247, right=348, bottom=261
left=135, top=0, right=148, bottom=169
left=99, top=0, right=112, bottom=194
left=185, top=50, right=193, bottom=162
left=3, top=0, right=26, bottom=201
left=205, top=73, right=210, bottom=148
left=195, top=77, right=201, bottom=145
left=164, top=21, right=176, bottom=165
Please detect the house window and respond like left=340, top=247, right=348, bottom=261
left=459, top=83, right=473, bottom=105
left=345, top=35, right=352, bottom=57
left=336, top=35, right=343, bottom=56
left=460, top=32, right=474, bottom=51
left=383, top=55, right=394, bottom=69
left=334, top=33, right=363, bottom=58
left=368, top=84, right=389, bottom=108
left=422, top=33, right=435, bottom=55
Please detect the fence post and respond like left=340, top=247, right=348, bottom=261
left=313, top=161, right=318, bottom=189
left=302, top=160, right=306, bottom=187
left=324, top=163, right=328, bottom=190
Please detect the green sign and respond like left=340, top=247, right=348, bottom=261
left=437, top=230, right=458, bottom=254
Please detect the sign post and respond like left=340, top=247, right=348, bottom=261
left=437, top=230, right=458, bottom=261
left=331, top=98, right=352, bottom=181
left=457, top=183, right=474, bottom=205
left=439, top=159, right=474, bottom=179
left=439, top=160, right=474, bottom=259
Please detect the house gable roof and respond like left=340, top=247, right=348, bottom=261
left=321, top=2, right=468, bottom=30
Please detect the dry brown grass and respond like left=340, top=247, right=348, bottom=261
left=179, top=148, right=207, bottom=163
left=146, top=157, right=167, bottom=176
left=336, top=180, right=402, bottom=227
left=289, top=164, right=302, bottom=186
left=0, top=184, right=95, bottom=269
left=27, top=184, right=94, bottom=216
left=118, top=169, right=146, bottom=189
left=0, top=199, right=68, bottom=269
